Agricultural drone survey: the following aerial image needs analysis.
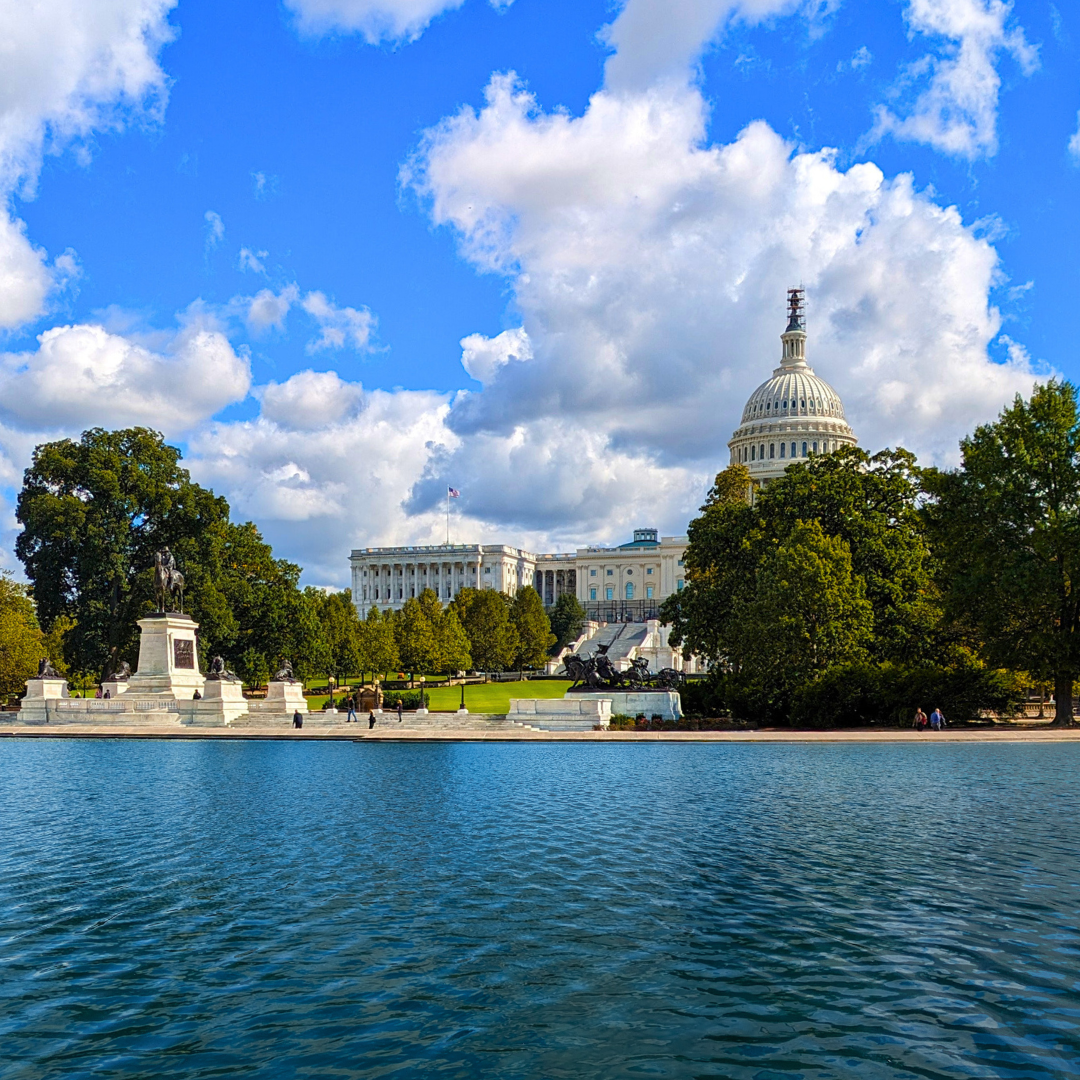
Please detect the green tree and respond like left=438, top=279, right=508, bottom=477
left=510, top=586, right=555, bottom=670
left=15, top=428, right=228, bottom=677
left=396, top=592, right=439, bottom=675
left=665, top=451, right=935, bottom=669
left=923, top=380, right=1080, bottom=725
left=359, top=605, right=399, bottom=679
left=439, top=607, right=472, bottom=675
left=549, top=592, right=586, bottom=652
left=0, top=572, right=45, bottom=699
left=452, top=587, right=518, bottom=672
left=237, top=647, right=270, bottom=692
left=311, top=588, right=362, bottom=682
left=730, top=521, right=873, bottom=721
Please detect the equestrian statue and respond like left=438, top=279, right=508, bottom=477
left=153, top=546, right=185, bottom=612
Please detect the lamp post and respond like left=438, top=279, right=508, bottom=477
left=459, top=679, right=466, bottom=712
left=419, top=675, right=426, bottom=709
left=328, top=675, right=335, bottom=711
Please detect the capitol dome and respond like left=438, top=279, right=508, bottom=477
left=728, top=289, right=857, bottom=484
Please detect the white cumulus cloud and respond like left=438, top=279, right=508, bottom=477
left=873, top=0, right=1037, bottom=159
left=284, top=0, right=512, bottom=45
left=0, top=0, right=176, bottom=330
left=188, top=373, right=456, bottom=582
left=0, top=322, right=250, bottom=435
left=402, top=72, right=1042, bottom=543
left=460, top=327, right=531, bottom=384
left=1069, top=111, right=1080, bottom=162
left=301, top=291, right=377, bottom=352
left=601, top=0, right=802, bottom=91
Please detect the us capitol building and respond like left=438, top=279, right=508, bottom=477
left=350, top=290, right=856, bottom=624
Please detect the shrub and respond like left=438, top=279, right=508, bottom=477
left=789, top=661, right=1021, bottom=729
left=381, top=690, right=429, bottom=710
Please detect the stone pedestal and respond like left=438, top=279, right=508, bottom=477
left=569, top=690, right=682, bottom=721
left=266, top=680, right=308, bottom=713
left=126, top=613, right=205, bottom=699
left=182, top=678, right=248, bottom=727
left=17, top=678, right=68, bottom=723
left=508, top=696, right=611, bottom=731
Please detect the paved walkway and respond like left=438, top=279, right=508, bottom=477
left=3, top=723, right=1080, bottom=742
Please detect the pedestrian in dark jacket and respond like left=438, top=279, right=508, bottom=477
left=397, top=701, right=403, bottom=723
left=293, top=710, right=303, bottom=729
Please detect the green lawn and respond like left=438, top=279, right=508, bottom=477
left=424, top=680, right=573, bottom=713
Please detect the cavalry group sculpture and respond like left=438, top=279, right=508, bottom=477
left=563, top=645, right=683, bottom=692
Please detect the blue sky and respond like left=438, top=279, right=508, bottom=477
left=0, top=0, right=1078, bottom=584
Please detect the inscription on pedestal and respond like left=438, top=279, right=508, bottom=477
left=174, top=639, right=195, bottom=669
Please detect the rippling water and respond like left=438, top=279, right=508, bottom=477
left=1, top=741, right=1079, bottom=1079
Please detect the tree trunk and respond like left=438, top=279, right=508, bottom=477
left=1053, top=670, right=1074, bottom=726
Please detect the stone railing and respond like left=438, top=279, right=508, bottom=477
left=53, top=698, right=179, bottom=714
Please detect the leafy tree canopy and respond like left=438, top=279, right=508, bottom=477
left=0, top=572, right=45, bottom=700
left=451, top=587, right=518, bottom=672
left=665, top=450, right=936, bottom=669
left=549, top=592, right=586, bottom=652
left=923, top=380, right=1080, bottom=724
left=510, top=586, right=555, bottom=670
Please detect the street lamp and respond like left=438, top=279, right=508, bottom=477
left=328, top=675, right=335, bottom=711
left=459, top=678, right=466, bottom=711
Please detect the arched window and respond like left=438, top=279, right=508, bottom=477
left=779, top=443, right=786, bottom=458
left=801, top=399, right=806, bottom=408
left=802, top=442, right=807, bottom=457
left=751, top=445, right=756, bottom=461
left=626, top=582, right=634, bottom=600
left=769, top=443, right=775, bottom=458
left=760, top=444, right=765, bottom=459
left=813, top=441, right=818, bottom=453
left=791, top=442, right=796, bottom=458
left=766, top=402, right=770, bottom=411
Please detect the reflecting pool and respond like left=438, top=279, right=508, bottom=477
left=1, top=740, right=1078, bottom=1078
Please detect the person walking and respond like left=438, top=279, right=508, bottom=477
left=368, top=710, right=376, bottom=729
left=913, top=708, right=927, bottom=731
left=292, top=709, right=303, bottom=729
left=346, top=693, right=358, bottom=724
left=397, top=700, right=403, bottom=723
left=930, top=706, right=945, bottom=731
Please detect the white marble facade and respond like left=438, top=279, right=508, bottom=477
left=349, top=530, right=688, bottom=621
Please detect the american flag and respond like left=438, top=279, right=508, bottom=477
left=448, top=487, right=460, bottom=498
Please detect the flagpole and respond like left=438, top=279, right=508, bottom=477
left=446, top=487, right=450, bottom=545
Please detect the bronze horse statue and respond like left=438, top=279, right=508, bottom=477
left=153, top=547, right=185, bottom=612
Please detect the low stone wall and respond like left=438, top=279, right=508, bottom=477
left=507, top=697, right=611, bottom=731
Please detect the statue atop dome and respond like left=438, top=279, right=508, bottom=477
left=786, top=287, right=805, bottom=332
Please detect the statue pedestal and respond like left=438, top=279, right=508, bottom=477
left=17, top=678, right=68, bottom=723
left=183, top=678, right=248, bottom=726
left=126, top=613, right=205, bottom=699
left=266, top=681, right=308, bottom=712
left=569, top=690, right=682, bottom=721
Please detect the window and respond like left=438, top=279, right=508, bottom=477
left=780, top=443, right=786, bottom=458
left=760, top=444, right=765, bottom=460
left=484, top=566, right=491, bottom=574
left=606, top=587, right=614, bottom=600
left=677, top=579, right=684, bottom=591
left=678, top=558, right=684, bottom=566
left=802, top=442, right=807, bottom=457
left=791, top=442, right=796, bottom=458
left=626, top=569, right=632, bottom=575
left=751, top=445, right=756, bottom=461
left=646, top=567, right=653, bottom=575
left=766, top=402, right=770, bottom=411
left=590, top=568, right=596, bottom=576
left=607, top=569, right=613, bottom=576
left=769, top=443, right=775, bottom=459
left=646, top=586, right=654, bottom=599
left=626, top=583, right=634, bottom=600
left=813, top=441, right=818, bottom=453
left=590, top=587, right=597, bottom=600
left=801, top=399, right=806, bottom=408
